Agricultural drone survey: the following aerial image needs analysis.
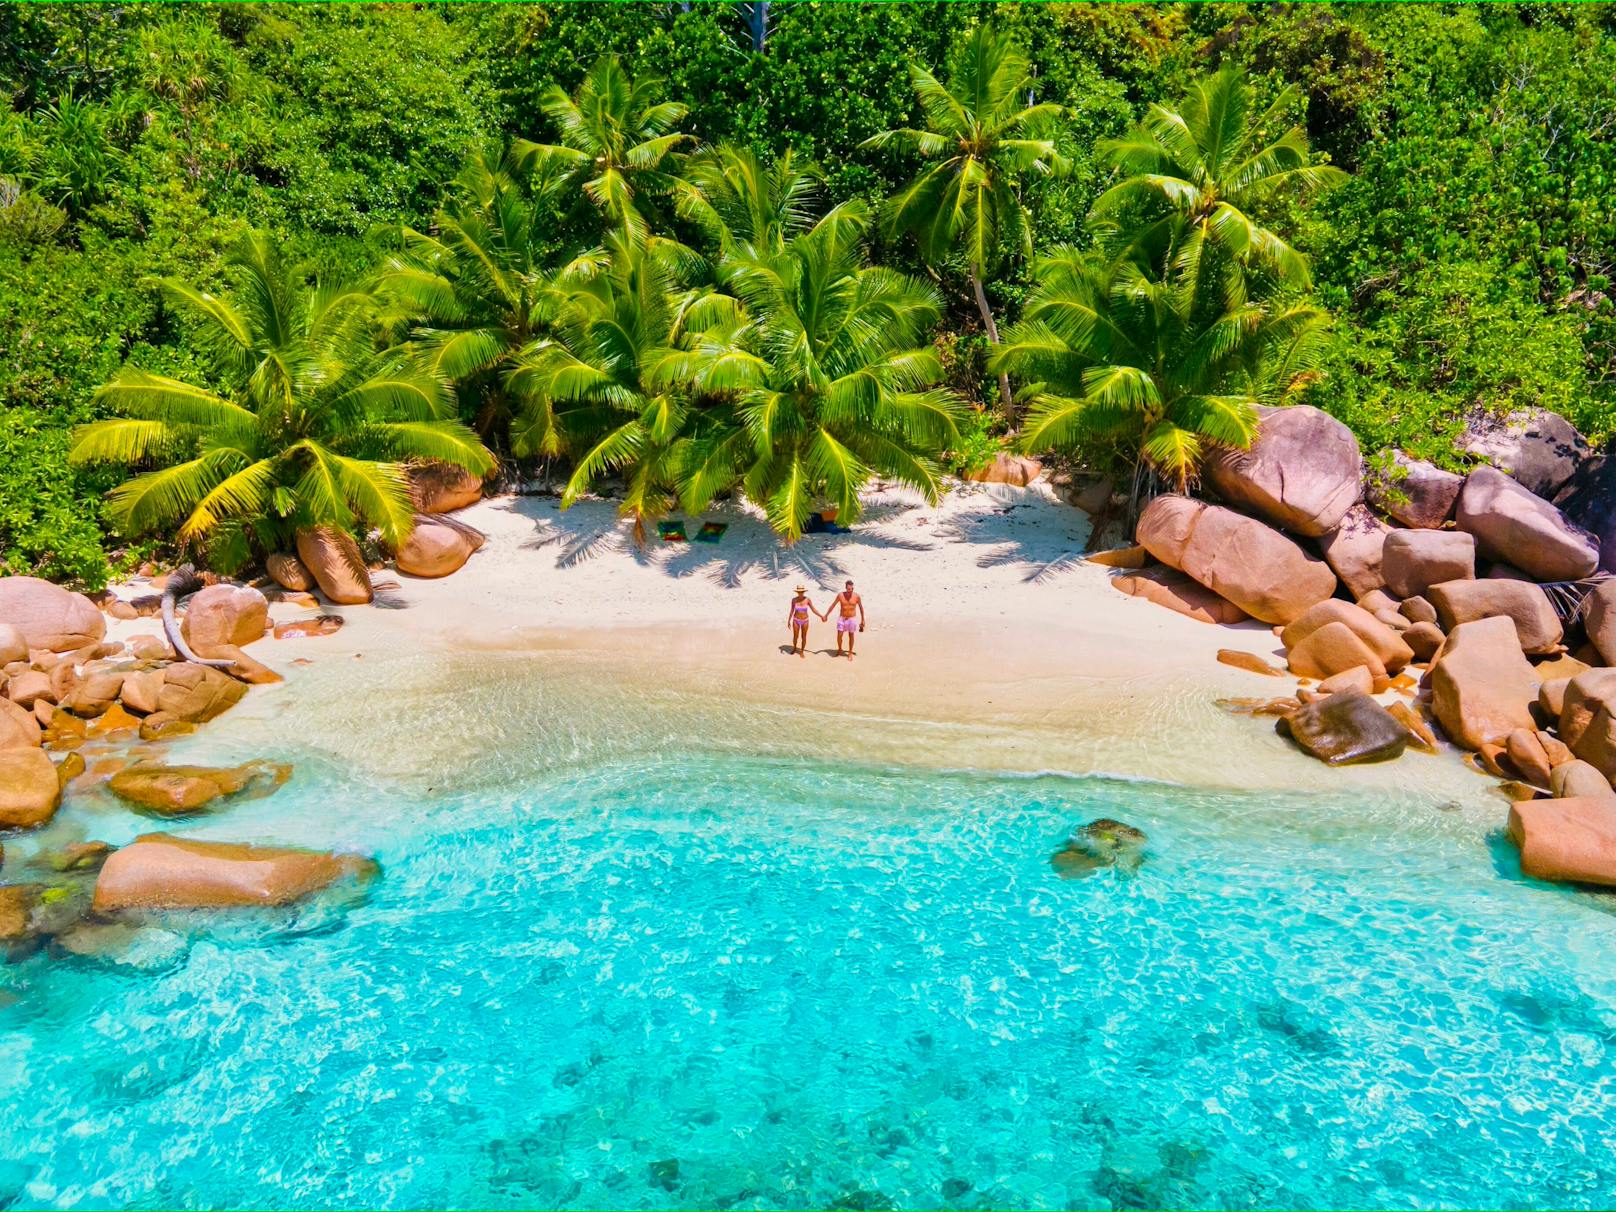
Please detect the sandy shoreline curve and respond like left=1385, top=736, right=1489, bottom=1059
left=151, top=481, right=1500, bottom=808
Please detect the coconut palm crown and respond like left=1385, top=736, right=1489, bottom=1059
left=71, top=232, right=493, bottom=570
left=679, top=204, right=966, bottom=539
left=1091, top=65, right=1347, bottom=291
left=864, top=25, right=1067, bottom=416
left=999, top=243, right=1330, bottom=495
left=517, top=55, right=691, bottom=238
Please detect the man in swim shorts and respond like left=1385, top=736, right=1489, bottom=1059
left=832, top=580, right=865, bottom=659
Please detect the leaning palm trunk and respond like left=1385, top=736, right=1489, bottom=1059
left=161, top=564, right=235, bottom=669
left=968, top=270, right=1016, bottom=424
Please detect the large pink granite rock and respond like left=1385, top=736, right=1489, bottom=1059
left=1507, top=797, right=1616, bottom=886
left=1203, top=405, right=1361, bottom=537
left=1136, top=495, right=1337, bottom=625
left=1454, top=465, right=1598, bottom=583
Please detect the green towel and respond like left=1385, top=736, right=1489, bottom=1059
left=657, top=520, right=687, bottom=542
left=694, top=521, right=728, bottom=544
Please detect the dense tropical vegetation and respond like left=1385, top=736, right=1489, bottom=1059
left=3, top=3, right=1614, bottom=587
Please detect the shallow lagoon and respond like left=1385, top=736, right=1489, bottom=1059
left=3, top=650, right=1615, bottom=1210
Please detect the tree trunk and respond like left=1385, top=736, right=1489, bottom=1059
left=161, top=564, right=236, bottom=669
left=969, top=270, right=1016, bottom=427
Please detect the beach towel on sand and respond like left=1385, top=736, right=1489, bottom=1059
left=695, top=521, right=728, bottom=543
left=658, top=520, right=687, bottom=542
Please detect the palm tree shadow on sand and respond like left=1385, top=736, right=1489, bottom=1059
left=501, top=491, right=989, bottom=592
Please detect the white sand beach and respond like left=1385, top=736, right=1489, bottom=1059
left=123, top=480, right=1502, bottom=809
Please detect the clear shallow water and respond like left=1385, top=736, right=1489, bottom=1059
left=3, top=630, right=1616, bottom=1208
left=4, top=742, right=1616, bottom=1210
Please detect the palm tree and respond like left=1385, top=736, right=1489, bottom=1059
left=378, top=144, right=568, bottom=441
left=504, top=231, right=750, bottom=538
left=516, top=55, right=691, bottom=239
left=674, top=143, right=821, bottom=264
left=1090, top=66, right=1346, bottom=291
left=864, top=25, right=1066, bottom=420
left=71, top=232, right=493, bottom=571
left=998, top=243, right=1329, bottom=502
left=680, top=204, right=966, bottom=540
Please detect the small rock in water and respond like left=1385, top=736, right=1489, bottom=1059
left=1216, top=649, right=1285, bottom=677
left=1277, top=692, right=1414, bottom=765
left=1051, top=818, right=1148, bottom=879
left=273, top=614, right=344, bottom=640
left=648, top=1159, right=679, bottom=1192
left=108, top=760, right=291, bottom=816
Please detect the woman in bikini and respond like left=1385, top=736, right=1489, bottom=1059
left=786, top=585, right=825, bottom=658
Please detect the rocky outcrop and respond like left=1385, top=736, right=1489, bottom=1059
left=108, top=761, right=289, bottom=816
left=1585, top=579, right=1616, bottom=666
left=1505, top=728, right=1554, bottom=788
left=0, top=697, right=41, bottom=749
left=5, top=670, right=51, bottom=708
left=1381, top=530, right=1476, bottom=599
left=1280, top=600, right=1414, bottom=675
left=0, top=577, right=106, bottom=652
left=154, top=662, right=247, bottom=723
left=181, top=584, right=268, bottom=652
left=0, top=623, right=25, bottom=666
left=1454, top=465, right=1598, bottom=583
left=1277, top=692, right=1414, bottom=765
left=92, top=834, right=377, bottom=911
left=1507, top=797, right=1616, bottom=886
left=1460, top=407, right=1591, bottom=500
left=1365, top=451, right=1464, bottom=529
left=295, top=528, right=373, bottom=605
left=1203, top=405, right=1361, bottom=537
left=1426, top=579, right=1563, bottom=656
left=1110, top=566, right=1249, bottom=625
left=396, top=520, right=479, bottom=579
left=1560, top=669, right=1616, bottom=781
left=1286, top=622, right=1387, bottom=680
left=1551, top=761, right=1616, bottom=800
left=266, top=553, right=314, bottom=592
left=1136, top=495, right=1337, bottom=624
left=0, top=749, right=61, bottom=828
left=1316, top=504, right=1392, bottom=598
left=1402, top=621, right=1445, bottom=662
left=409, top=461, right=486, bottom=513
left=1430, top=616, right=1540, bottom=751
left=965, top=453, right=1043, bottom=487
left=1556, top=454, right=1616, bottom=575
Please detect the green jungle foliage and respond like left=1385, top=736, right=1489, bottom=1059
left=2, top=2, right=1614, bottom=586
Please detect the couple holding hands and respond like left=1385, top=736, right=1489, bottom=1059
left=787, top=581, right=865, bottom=659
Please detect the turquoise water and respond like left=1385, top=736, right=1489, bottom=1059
left=4, top=740, right=1616, bottom=1210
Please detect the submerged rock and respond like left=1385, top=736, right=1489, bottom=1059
left=54, top=922, right=188, bottom=971
left=0, top=749, right=62, bottom=828
left=1277, top=692, right=1414, bottom=765
left=107, top=760, right=291, bottom=816
left=1051, top=818, right=1148, bottom=878
left=92, top=834, right=378, bottom=911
